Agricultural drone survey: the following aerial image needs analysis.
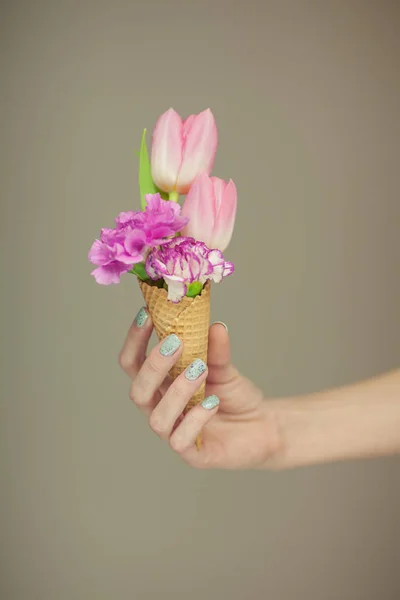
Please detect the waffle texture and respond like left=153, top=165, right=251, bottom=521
left=139, top=280, right=211, bottom=410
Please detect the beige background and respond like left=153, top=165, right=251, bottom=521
left=1, top=1, right=399, bottom=598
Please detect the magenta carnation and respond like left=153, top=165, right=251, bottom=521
left=115, top=194, right=188, bottom=244
left=145, top=237, right=234, bottom=302
left=88, top=194, right=188, bottom=285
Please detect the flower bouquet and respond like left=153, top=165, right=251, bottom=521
left=88, top=108, right=237, bottom=447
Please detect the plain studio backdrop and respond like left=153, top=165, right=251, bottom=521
left=1, top=1, right=399, bottom=599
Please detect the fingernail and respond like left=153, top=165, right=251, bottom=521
left=212, top=321, right=228, bottom=332
left=185, top=359, right=207, bottom=381
left=201, top=395, right=220, bottom=410
left=160, top=334, right=181, bottom=357
left=134, top=307, right=148, bottom=328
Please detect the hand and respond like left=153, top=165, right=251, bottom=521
left=119, top=307, right=282, bottom=469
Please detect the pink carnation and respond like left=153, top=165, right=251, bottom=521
left=146, top=237, right=234, bottom=302
left=88, top=194, right=188, bottom=285
left=115, top=194, right=188, bottom=244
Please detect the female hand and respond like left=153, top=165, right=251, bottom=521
left=118, top=307, right=282, bottom=469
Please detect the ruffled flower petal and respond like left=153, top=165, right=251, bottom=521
left=124, top=229, right=147, bottom=260
left=164, top=277, right=187, bottom=303
left=115, top=211, right=137, bottom=227
left=88, top=240, right=115, bottom=266
left=89, top=196, right=189, bottom=285
left=145, top=237, right=234, bottom=299
left=91, top=262, right=131, bottom=285
left=223, top=261, right=235, bottom=277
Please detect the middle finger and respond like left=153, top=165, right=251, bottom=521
left=149, top=358, right=208, bottom=440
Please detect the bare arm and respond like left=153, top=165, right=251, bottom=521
left=271, top=369, right=400, bottom=469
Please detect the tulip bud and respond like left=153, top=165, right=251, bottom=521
left=151, top=108, right=218, bottom=196
left=181, top=172, right=237, bottom=251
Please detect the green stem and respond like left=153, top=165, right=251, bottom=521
left=168, top=191, right=179, bottom=202
left=130, top=262, right=149, bottom=281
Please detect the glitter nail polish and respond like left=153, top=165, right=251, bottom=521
left=160, top=334, right=181, bottom=357
left=201, top=395, right=220, bottom=410
left=185, top=359, right=207, bottom=381
left=134, top=307, right=148, bottom=328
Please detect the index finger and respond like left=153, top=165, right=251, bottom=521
left=118, top=306, right=153, bottom=379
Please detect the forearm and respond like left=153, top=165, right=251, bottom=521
left=270, top=369, right=400, bottom=469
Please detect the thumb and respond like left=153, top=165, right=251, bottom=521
left=207, top=322, right=238, bottom=384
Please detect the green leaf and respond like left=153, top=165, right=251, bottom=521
left=139, top=129, right=158, bottom=210
left=186, top=281, right=203, bottom=298
left=130, top=262, right=149, bottom=281
left=138, top=129, right=170, bottom=207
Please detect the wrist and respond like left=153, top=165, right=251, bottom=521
left=258, top=399, right=291, bottom=471
left=266, top=395, right=322, bottom=470
left=265, top=391, right=366, bottom=470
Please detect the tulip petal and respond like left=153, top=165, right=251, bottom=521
left=151, top=108, right=183, bottom=193
left=183, top=114, right=196, bottom=138
left=211, top=178, right=237, bottom=251
left=210, top=177, right=227, bottom=213
left=181, top=172, right=216, bottom=246
left=176, top=109, right=218, bottom=194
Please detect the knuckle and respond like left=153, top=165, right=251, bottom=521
left=148, top=412, right=168, bottom=437
left=171, top=381, right=188, bottom=401
left=129, top=388, right=137, bottom=404
left=185, top=409, right=201, bottom=427
left=118, top=351, right=131, bottom=371
left=145, top=355, right=163, bottom=377
left=170, top=434, right=186, bottom=453
left=129, top=380, right=144, bottom=406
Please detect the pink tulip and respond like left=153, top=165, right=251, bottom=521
left=151, top=108, right=218, bottom=195
left=181, top=172, right=237, bottom=251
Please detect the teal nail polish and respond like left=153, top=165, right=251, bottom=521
left=201, top=395, right=220, bottom=410
left=160, top=334, right=181, bottom=357
left=134, top=307, right=148, bottom=328
left=185, top=359, right=207, bottom=381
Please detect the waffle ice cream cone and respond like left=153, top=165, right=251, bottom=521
left=139, top=280, right=211, bottom=448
